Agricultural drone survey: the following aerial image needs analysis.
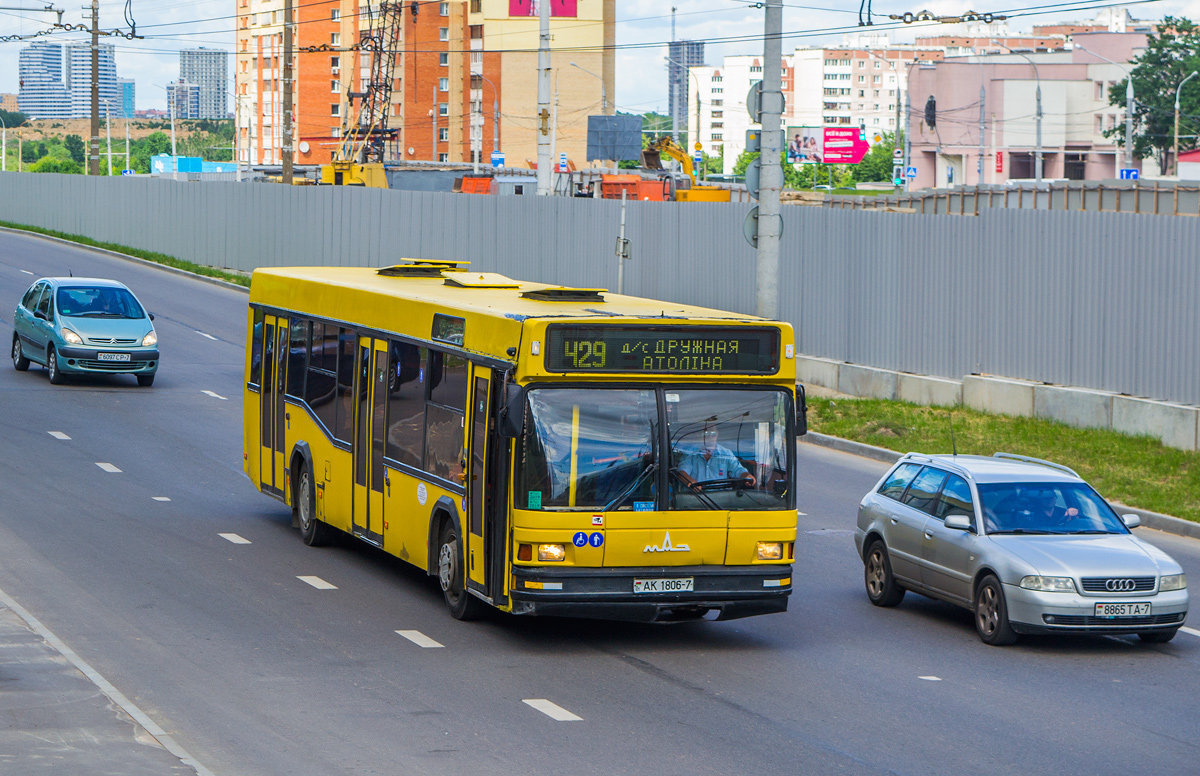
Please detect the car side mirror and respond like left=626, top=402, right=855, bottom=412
left=33, top=310, right=47, bottom=321
left=944, top=514, right=972, bottom=531
left=496, top=382, right=525, bottom=439
left=149, top=312, right=155, bottom=321
left=796, top=383, right=808, bottom=437
left=1121, top=513, right=1141, bottom=529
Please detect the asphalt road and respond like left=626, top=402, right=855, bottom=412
left=0, top=230, right=1198, bottom=776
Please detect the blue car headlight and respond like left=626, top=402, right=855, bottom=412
left=62, top=328, right=83, bottom=345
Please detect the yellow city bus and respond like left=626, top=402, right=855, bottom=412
left=244, top=260, right=807, bottom=622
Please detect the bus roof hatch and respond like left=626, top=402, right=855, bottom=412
left=520, top=287, right=607, bottom=302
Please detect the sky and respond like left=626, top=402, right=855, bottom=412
left=2, top=0, right=1200, bottom=113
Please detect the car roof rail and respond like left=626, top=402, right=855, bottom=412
left=991, top=452, right=1080, bottom=478
left=902, top=453, right=932, bottom=462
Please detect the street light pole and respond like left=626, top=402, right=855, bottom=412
left=1076, top=44, right=1135, bottom=170
left=1173, top=70, right=1197, bottom=176
left=568, top=61, right=607, bottom=114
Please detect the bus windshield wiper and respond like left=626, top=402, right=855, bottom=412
left=603, top=462, right=657, bottom=512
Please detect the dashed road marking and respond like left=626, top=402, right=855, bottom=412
left=201, top=390, right=227, bottom=400
left=152, top=497, right=171, bottom=502
left=297, top=575, right=337, bottom=590
left=20, top=270, right=34, bottom=275
left=95, top=462, right=122, bottom=473
left=1181, top=626, right=1200, bottom=638
left=395, top=630, right=444, bottom=648
left=523, top=699, right=582, bottom=721
left=195, top=331, right=218, bottom=341
left=798, top=511, right=807, bottom=516
left=919, top=676, right=942, bottom=682
left=48, top=431, right=70, bottom=440
left=219, top=533, right=251, bottom=545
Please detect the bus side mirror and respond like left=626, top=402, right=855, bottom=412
left=497, top=384, right=525, bottom=438
left=796, top=384, right=808, bottom=437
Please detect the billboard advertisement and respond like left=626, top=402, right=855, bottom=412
left=509, top=0, right=577, bottom=17
left=786, top=126, right=822, bottom=164
left=821, top=127, right=870, bottom=164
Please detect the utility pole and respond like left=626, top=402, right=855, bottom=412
left=89, top=0, right=100, bottom=176
left=281, top=0, right=294, bottom=183
left=755, top=0, right=783, bottom=320
left=978, top=81, right=985, bottom=185
left=535, top=0, right=551, bottom=194
left=1124, top=78, right=1134, bottom=168
left=432, top=84, right=437, bottom=160
left=670, top=6, right=677, bottom=144
left=124, top=117, right=129, bottom=173
left=1173, top=70, right=1197, bottom=176
left=904, top=84, right=911, bottom=191
left=104, top=100, right=112, bottom=174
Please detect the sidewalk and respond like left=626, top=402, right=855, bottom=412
left=0, top=597, right=198, bottom=775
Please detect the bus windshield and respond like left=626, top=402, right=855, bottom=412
left=517, top=387, right=792, bottom=512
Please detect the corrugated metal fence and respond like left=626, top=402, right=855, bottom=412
left=2, top=172, right=1197, bottom=406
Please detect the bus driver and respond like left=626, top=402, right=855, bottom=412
left=675, top=425, right=756, bottom=492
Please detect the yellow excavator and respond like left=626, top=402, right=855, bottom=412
left=640, top=137, right=731, bottom=202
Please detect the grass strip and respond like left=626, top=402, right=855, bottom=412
left=0, top=220, right=251, bottom=288
left=808, top=397, right=1200, bottom=523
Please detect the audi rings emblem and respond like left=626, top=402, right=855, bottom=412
left=1105, top=578, right=1137, bottom=592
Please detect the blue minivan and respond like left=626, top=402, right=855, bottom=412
left=12, top=277, right=159, bottom=386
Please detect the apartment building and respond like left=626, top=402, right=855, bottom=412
left=167, top=80, right=202, bottom=120
left=668, top=40, right=704, bottom=140
left=180, top=48, right=229, bottom=119
left=235, top=0, right=614, bottom=169
left=66, top=42, right=119, bottom=119
left=17, top=42, right=70, bottom=118
left=118, top=78, right=136, bottom=119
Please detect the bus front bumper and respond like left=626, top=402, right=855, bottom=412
left=509, top=564, right=791, bottom=622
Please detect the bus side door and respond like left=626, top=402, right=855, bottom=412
left=259, top=315, right=287, bottom=497
left=466, top=367, right=491, bottom=592
left=352, top=336, right=388, bottom=543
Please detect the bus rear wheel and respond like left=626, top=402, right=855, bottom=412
left=296, top=463, right=332, bottom=547
left=438, top=521, right=485, bottom=621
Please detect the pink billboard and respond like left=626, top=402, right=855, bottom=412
left=509, top=0, right=577, bottom=17
left=821, top=127, right=870, bottom=164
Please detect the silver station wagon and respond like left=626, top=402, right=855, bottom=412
left=855, top=453, right=1189, bottom=645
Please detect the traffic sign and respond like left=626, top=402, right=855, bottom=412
left=892, top=148, right=904, bottom=159
left=905, top=166, right=917, bottom=178
left=558, top=151, right=567, bottom=172
left=1119, top=168, right=1139, bottom=180
left=745, top=80, right=785, bottom=123
left=121, top=169, right=134, bottom=176
left=745, top=158, right=761, bottom=199
left=491, top=151, right=505, bottom=168
left=694, top=141, right=703, bottom=152
left=742, top=206, right=783, bottom=249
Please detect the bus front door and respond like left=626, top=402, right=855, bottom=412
left=466, top=368, right=491, bottom=593
left=258, top=315, right=286, bottom=497
left=352, top=337, right=387, bottom=544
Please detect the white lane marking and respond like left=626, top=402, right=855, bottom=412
left=201, top=390, right=227, bottom=400
left=20, top=270, right=34, bottom=275
left=48, top=431, right=70, bottom=440
left=152, top=496, right=171, bottom=502
left=195, top=330, right=218, bottom=341
left=298, top=575, right=337, bottom=590
left=395, top=630, right=444, bottom=648
left=95, top=462, right=122, bottom=473
left=219, top=533, right=251, bottom=545
left=523, top=699, right=583, bottom=721
left=919, top=676, right=942, bottom=682
left=0, top=585, right=216, bottom=776
left=797, top=511, right=807, bottom=516
left=1181, top=626, right=1200, bottom=638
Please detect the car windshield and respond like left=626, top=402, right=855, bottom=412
left=56, top=286, right=145, bottom=319
left=978, top=482, right=1128, bottom=535
left=515, top=387, right=791, bottom=512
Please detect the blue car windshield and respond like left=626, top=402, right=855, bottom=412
left=57, top=286, right=145, bottom=319
left=978, top=482, right=1128, bottom=534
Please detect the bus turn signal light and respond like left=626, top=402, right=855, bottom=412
left=538, top=543, right=566, bottom=562
left=757, top=542, right=783, bottom=561
left=518, top=543, right=532, bottom=561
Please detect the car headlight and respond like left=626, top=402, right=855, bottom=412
left=1160, top=573, right=1187, bottom=591
left=62, top=328, right=83, bottom=345
left=756, top=541, right=783, bottom=560
left=537, top=543, right=565, bottom=562
left=1019, top=575, right=1076, bottom=593
left=142, top=330, right=157, bottom=347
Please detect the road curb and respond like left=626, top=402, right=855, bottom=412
left=0, top=225, right=251, bottom=295
left=800, top=432, right=1200, bottom=540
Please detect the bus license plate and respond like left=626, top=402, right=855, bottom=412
left=633, top=578, right=693, bottom=594
left=97, top=352, right=131, bottom=362
left=1095, top=602, right=1151, bottom=617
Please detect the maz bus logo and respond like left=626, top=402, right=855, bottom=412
left=644, top=531, right=690, bottom=553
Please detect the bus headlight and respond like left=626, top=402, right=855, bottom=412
left=538, top=544, right=566, bottom=562
left=757, top=542, right=783, bottom=560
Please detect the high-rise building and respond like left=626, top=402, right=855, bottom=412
left=167, top=80, right=202, bottom=120
left=66, top=41, right=119, bottom=118
left=17, top=42, right=71, bottom=118
left=180, top=48, right=229, bottom=119
left=118, top=78, right=136, bottom=118
left=668, top=40, right=705, bottom=141
left=235, top=0, right=614, bottom=168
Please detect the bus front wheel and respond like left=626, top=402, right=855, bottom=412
left=296, top=463, right=332, bottom=547
left=438, top=521, right=485, bottom=621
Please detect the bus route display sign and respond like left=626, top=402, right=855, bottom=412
left=544, top=325, right=780, bottom=374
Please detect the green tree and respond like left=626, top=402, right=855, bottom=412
left=0, top=109, right=28, bottom=128
left=63, top=134, right=85, bottom=164
left=852, top=131, right=905, bottom=183
left=1105, top=16, right=1200, bottom=173
left=29, top=156, right=81, bottom=174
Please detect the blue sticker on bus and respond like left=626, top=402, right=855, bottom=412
left=573, top=532, right=588, bottom=547
left=634, top=501, right=654, bottom=511
left=589, top=532, right=604, bottom=547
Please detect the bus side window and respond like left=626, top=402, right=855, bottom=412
left=423, top=348, right=467, bottom=482
left=249, top=308, right=265, bottom=387
left=332, top=328, right=356, bottom=443
left=385, top=340, right=425, bottom=467
left=287, top=319, right=308, bottom=398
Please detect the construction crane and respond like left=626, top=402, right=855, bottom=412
left=321, top=1, right=403, bottom=187
left=640, top=137, right=731, bottom=202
